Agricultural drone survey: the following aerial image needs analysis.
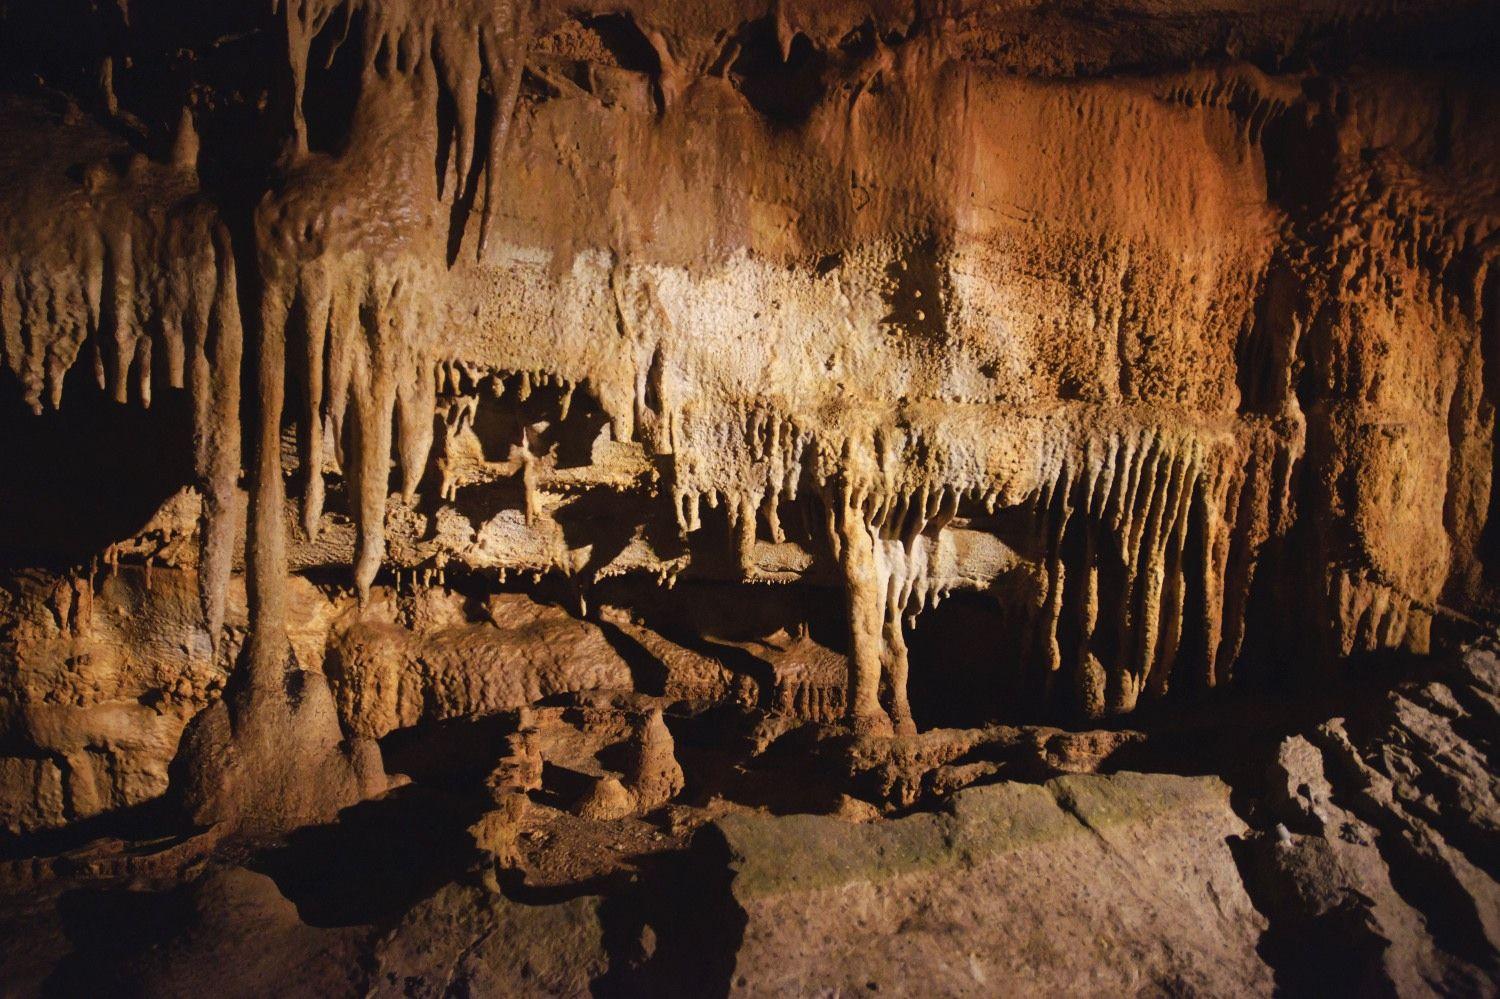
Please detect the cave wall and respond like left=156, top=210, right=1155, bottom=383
left=0, top=0, right=1496, bottom=833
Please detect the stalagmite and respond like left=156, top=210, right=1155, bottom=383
left=0, top=1, right=1493, bottom=866
left=830, top=484, right=889, bottom=733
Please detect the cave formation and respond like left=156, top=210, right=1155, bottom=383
left=0, top=0, right=1497, bottom=994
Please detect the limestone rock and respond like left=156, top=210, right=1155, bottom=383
left=1240, top=646, right=1500, bottom=995
left=174, top=673, right=390, bottom=836
left=621, top=708, right=685, bottom=813
left=326, top=596, right=638, bottom=740
left=370, top=883, right=608, bottom=997
left=574, top=775, right=636, bottom=822
left=0, top=757, right=64, bottom=837
left=713, top=772, right=1273, bottom=995
left=0, top=1, right=1495, bottom=989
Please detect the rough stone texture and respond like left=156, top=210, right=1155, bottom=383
left=368, top=883, right=609, bottom=998
left=327, top=592, right=641, bottom=740
left=0, top=0, right=1495, bottom=765
left=0, top=0, right=1496, bottom=993
left=0, top=565, right=347, bottom=831
left=1239, top=648, right=1500, bottom=994
left=0, top=758, right=64, bottom=837
left=0, top=647, right=1493, bottom=995
left=716, top=772, right=1272, bottom=995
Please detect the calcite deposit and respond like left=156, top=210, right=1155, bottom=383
left=0, top=0, right=1496, bottom=994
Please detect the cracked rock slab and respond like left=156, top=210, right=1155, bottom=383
left=713, top=771, right=1271, bottom=996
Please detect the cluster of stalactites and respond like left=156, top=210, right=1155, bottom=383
left=822, top=474, right=963, bottom=733
left=437, top=358, right=585, bottom=420
left=671, top=402, right=814, bottom=574
left=1305, top=166, right=1499, bottom=330
left=252, top=0, right=532, bottom=614
left=0, top=116, right=243, bottom=645
left=262, top=250, right=439, bottom=602
left=1287, top=150, right=1498, bottom=661
left=274, top=0, right=528, bottom=251
left=1022, top=422, right=1300, bottom=716
left=654, top=395, right=1301, bottom=726
left=788, top=414, right=1301, bottom=727
left=400, top=346, right=1311, bottom=726
left=433, top=360, right=584, bottom=519
left=1157, top=69, right=1293, bottom=146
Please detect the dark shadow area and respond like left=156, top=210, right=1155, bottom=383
left=508, top=380, right=615, bottom=470
left=600, top=576, right=845, bottom=651
left=43, top=880, right=197, bottom=999
left=556, top=488, right=650, bottom=591
left=449, top=475, right=529, bottom=531
left=582, top=14, right=661, bottom=76
left=534, top=760, right=599, bottom=811
left=902, top=586, right=1038, bottom=730
left=379, top=713, right=516, bottom=789
left=591, top=824, right=745, bottom=998
left=299, top=5, right=363, bottom=156
left=0, top=795, right=179, bottom=862
left=1227, top=833, right=1395, bottom=999
left=596, top=618, right=671, bottom=696
left=725, top=19, right=827, bottom=126
left=245, top=784, right=485, bottom=927
left=0, top=370, right=195, bottom=567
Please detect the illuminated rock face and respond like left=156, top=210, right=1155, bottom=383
left=0, top=1, right=1496, bottom=832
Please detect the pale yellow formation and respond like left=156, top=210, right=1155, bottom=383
left=0, top=0, right=1496, bottom=826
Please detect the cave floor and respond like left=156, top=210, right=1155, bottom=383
left=0, top=647, right=1496, bottom=997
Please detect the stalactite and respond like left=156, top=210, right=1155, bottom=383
left=945, top=417, right=1307, bottom=719
left=274, top=0, right=529, bottom=252
left=249, top=261, right=294, bottom=681
left=728, top=492, right=759, bottom=574
left=194, top=227, right=245, bottom=647
left=642, top=384, right=1303, bottom=729
left=0, top=110, right=243, bottom=646
left=237, top=0, right=536, bottom=618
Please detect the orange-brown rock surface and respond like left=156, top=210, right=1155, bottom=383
left=0, top=0, right=1496, bottom=994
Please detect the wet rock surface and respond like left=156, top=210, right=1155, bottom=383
left=0, top=0, right=1496, bottom=993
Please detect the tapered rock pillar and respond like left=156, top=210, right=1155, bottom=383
left=882, top=600, right=915, bottom=736
left=833, top=488, right=893, bottom=736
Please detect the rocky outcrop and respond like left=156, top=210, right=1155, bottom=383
left=1239, top=647, right=1500, bottom=993
left=327, top=592, right=641, bottom=740
left=0, top=1, right=1495, bottom=990
left=0, top=646, right=1494, bottom=995
left=0, top=566, right=229, bottom=832
left=715, top=772, right=1272, bottom=995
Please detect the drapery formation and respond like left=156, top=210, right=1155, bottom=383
left=1, top=0, right=1496, bottom=745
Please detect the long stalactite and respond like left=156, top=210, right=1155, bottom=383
left=0, top=0, right=1495, bottom=831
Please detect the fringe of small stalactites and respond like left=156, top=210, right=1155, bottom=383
left=0, top=110, right=243, bottom=648
left=259, top=249, right=440, bottom=606
left=655, top=392, right=1304, bottom=722
left=257, top=0, right=531, bottom=610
